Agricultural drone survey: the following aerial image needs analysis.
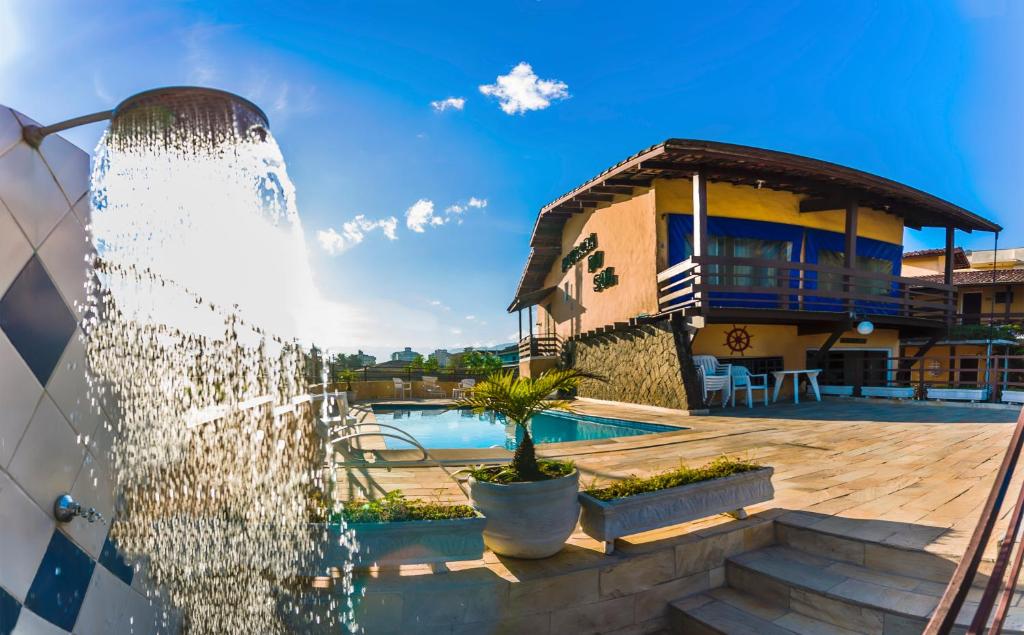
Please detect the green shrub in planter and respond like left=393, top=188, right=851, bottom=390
left=579, top=457, right=774, bottom=554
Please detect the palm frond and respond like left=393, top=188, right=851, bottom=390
left=454, top=368, right=587, bottom=426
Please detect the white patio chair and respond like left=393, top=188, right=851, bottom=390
left=422, top=376, right=444, bottom=398
left=693, top=355, right=732, bottom=407
left=452, top=378, right=476, bottom=400
left=730, top=366, right=769, bottom=408
left=392, top=377, right=412, bottom=399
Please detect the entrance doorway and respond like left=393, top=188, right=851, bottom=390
left=962, top=292, right=983, bottom=324
left=808, top=349, right=890, bottom=394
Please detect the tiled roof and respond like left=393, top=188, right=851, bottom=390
left=913, top=269, right=1024, bottom=286
left=903, top=247, right=971, bottom=270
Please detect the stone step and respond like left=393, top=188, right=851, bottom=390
left=669, top=590, right=863, bottom=635
left=775, top=512, right=961, bottom=585
left=726, top=545, right=1024, bottom=634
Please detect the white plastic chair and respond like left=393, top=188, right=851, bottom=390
left=392, top=378, right=412, bottom=399
left=730, top=366, right=769, bottom=408
left=693, top=355, right=732, bottom=407
left=422, top=376, right=444, bottom=398
left=452, top=378, right=476, bottom=399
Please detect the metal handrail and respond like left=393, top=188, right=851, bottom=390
left=924, top=407, right=1024, bottom=634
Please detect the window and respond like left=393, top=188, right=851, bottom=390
left=679, top=235, right=793, bottom=288
left=727, top=356, right=785, bottom=379
left=996, top=291, right=1014, bottom=305
left=563, top=282, right=572, bottom=303
left=816, top=250, right=893, bottom=296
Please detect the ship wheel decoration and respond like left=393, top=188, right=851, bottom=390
left=724, top=325, right=753, bottom=355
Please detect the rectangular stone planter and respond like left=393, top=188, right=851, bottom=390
left=820, top=385, right=854, bottom=396
left=1003, top=390, right=1024, bottom=404
left=861, top=386, right=915, bottom=399
left=316, top=514, right=486, bottom=567
left=926, top=387, right=988, bottom=402
left=578, top=467, right=774, bottom=553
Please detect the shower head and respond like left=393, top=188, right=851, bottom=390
left=21, top=86, right=269, bottom=148
left=110, top=86, right=269, bottom=147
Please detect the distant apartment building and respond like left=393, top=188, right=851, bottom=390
left=354, top=349, right=376, bottom=366
left=390, top=347, right=421, bottom=362
left=432, top=349, right=451, bottom=367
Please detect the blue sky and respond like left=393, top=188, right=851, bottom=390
left=2, top=0, right=1021, bottom=361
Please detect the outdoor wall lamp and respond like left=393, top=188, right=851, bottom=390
left=20, top=86, right=268, bottom=148
left=856, top=320, right=875, bottom=335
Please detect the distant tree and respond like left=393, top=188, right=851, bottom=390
left=464, top=350, right=502, bottom=374
left=424, top=354, right=440, bottom=372
left=409, top=354, right=425, bottom=371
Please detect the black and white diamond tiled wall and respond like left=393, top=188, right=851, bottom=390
left=0, top=105, right=170, bottom=634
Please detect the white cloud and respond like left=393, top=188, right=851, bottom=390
left=317, top=214, right=398, bottom=255
left=405, top=199, right=446, bottom=232
left=450, top=327, right=463, bottom=335
left=479, top=62, right=569, bottom=115
left=431, top=96, right=466, bottom=112
left=430, top=299, right=451, bottom=311
left=465, top=315, right=476, bottom=320
left=444, top=197, right=488, bottom=225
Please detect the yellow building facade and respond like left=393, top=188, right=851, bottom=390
left=510, top=139, right=1001, bottom=408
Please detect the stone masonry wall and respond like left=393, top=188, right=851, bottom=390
left=569, top=320, right=694, bottom=410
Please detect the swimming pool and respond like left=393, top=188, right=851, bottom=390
left=370, top=406, right=679, bottom=450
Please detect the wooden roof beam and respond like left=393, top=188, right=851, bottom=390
left=590, top=185, right=634, bottom=195
left=573, top=193, right=614, bottom=202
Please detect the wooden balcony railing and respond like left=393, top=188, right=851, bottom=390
left=657, top=256, right=956, bottom=322
left=519, top=334, right=561, bottom=358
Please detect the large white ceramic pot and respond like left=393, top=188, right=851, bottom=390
left=468, top=470, right=581, bottom=559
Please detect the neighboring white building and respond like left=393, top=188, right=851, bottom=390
left=390, top=347, right=421, bottom=362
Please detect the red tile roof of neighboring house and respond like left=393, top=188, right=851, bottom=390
left=913, top=269, right=1024, bottom=286
left=903, top=247, right=971, bottom=270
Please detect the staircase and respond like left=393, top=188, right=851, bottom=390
left=669, top=514, right=1024, bottom=634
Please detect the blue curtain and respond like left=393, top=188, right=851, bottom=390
left=666, top=215, right=803, bottom=310
left=803, top=229, right=903, bottom=314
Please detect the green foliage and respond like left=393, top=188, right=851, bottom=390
left=337, top=369, right=358, bottom=391
left=584, top=456, right=763, bottom=501
left=469, top=459, right=574, bottom=485
left=463, top=350, right=502, bottom=374
left=324, top=490, right=477, bottom=523
left=948, top=323, right=1022, bottom=342
left=409, top=354, right=425, bottom=370
left=455, top=368, right=588, bottom=480
left=424, top=355, right=440, bottom=372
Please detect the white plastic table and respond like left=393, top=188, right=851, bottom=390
left=771, top=369, right=822, bottom=404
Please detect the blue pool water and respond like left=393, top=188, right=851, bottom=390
left=370, top=406, right=678, bottom=450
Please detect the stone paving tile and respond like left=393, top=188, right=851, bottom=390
left=336, top=398, right=1019, bottom=630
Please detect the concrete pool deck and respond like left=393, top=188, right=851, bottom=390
left=329, top=398, right=1023, bottom=634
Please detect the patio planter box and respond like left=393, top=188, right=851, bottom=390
left=861, top=386, right=915, bottom=399
left=819, top=385, right=854, bottom=397
left=578, top=467, right=774, bottom=554
left=926, top=387, right=989, bottom=402
left=1002, top=390, right=1024, bottom=404
left=316, top=514, right=486, bottom=567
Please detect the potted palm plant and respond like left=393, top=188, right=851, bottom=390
left=455, top=368, right=586, bottom=559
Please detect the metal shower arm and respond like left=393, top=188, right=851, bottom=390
left=22, top=109, right=115, bottom=148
